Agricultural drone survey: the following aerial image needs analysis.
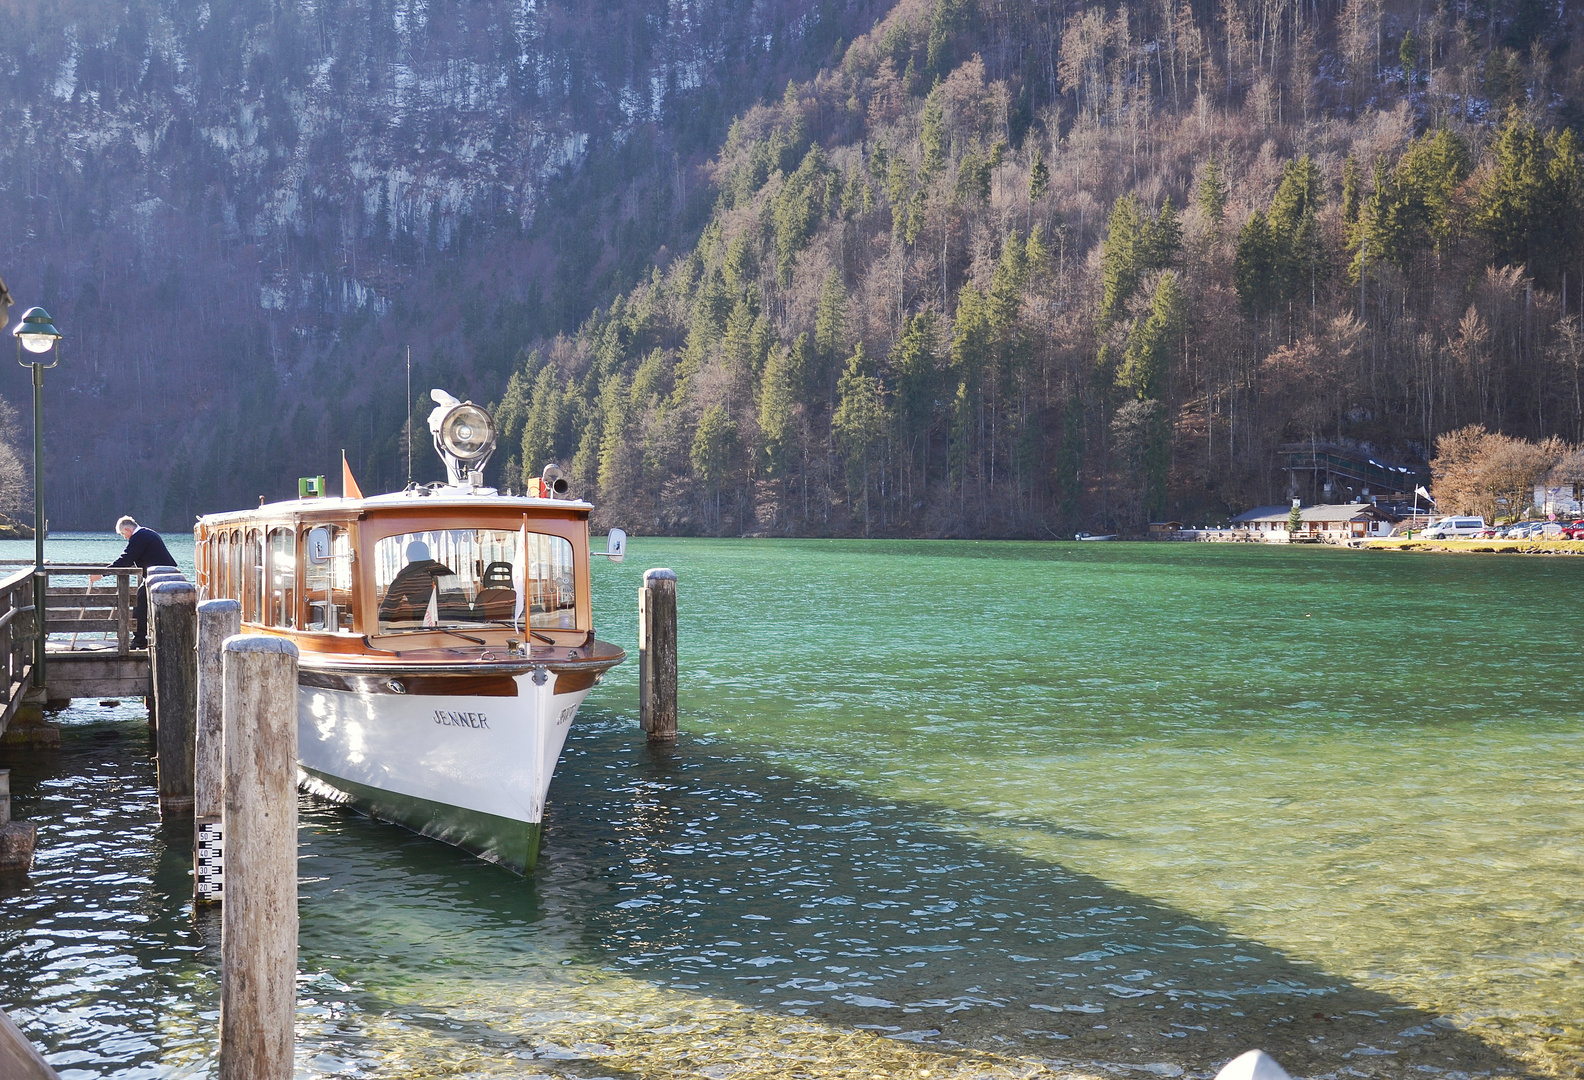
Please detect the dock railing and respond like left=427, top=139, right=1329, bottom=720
left=0, top=562, right=142, bottom=657
left=0, top=568, right=36, bottom=728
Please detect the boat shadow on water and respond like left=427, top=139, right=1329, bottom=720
left=290, top=713, right=1544, bottom=1080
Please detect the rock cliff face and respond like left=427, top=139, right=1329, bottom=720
left=0, top=0, right=884, bottom=526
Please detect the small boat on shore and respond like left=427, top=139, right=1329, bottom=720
left=1075, top=532, right=1119, bottom=541
left=193, top=390, right=626, bottom=873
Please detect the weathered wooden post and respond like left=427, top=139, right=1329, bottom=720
left=149, top=580, right=198, bottom=817
left=142, top=569, right=184, bottom=733
left=194, top=599, right=240, bottom=904
left=0, top=770, right=37, bottom=875
left=220, top=635, right=298, bottom=1080
left=0, top=1008, right=60, bottom=1080
left=638, top=568, right=677, bottom=742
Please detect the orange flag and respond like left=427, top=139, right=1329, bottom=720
left=342, top=450, right=364, bottom=500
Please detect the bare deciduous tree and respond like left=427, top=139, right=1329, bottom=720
left=1431, top=425, right=1567, bottom=521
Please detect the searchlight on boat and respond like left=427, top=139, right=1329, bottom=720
left=427, top=389, right=498, bottom=487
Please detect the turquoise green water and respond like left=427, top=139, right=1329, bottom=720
left=0, top=535, right=1578, bottom=1078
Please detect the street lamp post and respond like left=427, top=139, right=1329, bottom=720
left=14, top=308, right=62, bottom=689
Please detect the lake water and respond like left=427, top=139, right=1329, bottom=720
left=0, top=534, right=1577, bottom=1079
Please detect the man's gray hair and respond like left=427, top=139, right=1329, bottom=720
left=114, top=516, right=138, bottom=533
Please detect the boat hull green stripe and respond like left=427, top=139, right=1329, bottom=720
left=299, top=766, right=541, bottom=875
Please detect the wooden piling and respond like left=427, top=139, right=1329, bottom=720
left=639, top=568, right=678, bottom=742
left=143, top=569, right=185, bottom=731
left=220, top=635, right=298, bottom=1080
left=0, top=1008, right=60, bottom=1080
left=0, top=769, right=37, bottom=875
left=149, top=580, right=198, bottom=817
left=194, top=599, right=240, bottom=904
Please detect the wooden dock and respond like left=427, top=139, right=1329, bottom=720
left=0, top=563, right=150, bottom=736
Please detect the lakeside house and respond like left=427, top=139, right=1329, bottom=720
left=1534, top=470, right=1584, bottom=518
left=1230, top=502, right=1401, bottom=542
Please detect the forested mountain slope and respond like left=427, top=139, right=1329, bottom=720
left=0, top=0, right=888, bottom=527
left=494, top=0, right=1584, bottom=536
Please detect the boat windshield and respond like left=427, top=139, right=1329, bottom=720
left=373, top=528, right=577, bottom=634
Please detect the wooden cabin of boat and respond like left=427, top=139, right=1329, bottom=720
left=193, top=491, right=606, bottom=659
left=193, top=389, right=623, bottom=675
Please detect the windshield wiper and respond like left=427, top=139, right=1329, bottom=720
left=466, top=621, right=562, bottom=645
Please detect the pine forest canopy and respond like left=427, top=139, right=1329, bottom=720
left=0, top=0, right=1581, bottom=535
left=488, top=0, right=1584, bottom=536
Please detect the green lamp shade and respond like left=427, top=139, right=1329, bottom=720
left=15, top=307, right=61, bottom=354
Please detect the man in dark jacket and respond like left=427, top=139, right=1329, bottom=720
left=90, top=516, right=177, bottom=649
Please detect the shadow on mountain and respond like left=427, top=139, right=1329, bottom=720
left=294, top=715, right=1537, bottom=1078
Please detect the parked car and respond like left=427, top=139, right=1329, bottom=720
left=1421, top=516, right=1487, bottom=539
left=1562, top=521, right=1584, bottom=539
left=1502, top=522, right=1562, bottom=539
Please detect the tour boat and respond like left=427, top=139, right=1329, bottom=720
left=193, top=390, right=626, bottom=874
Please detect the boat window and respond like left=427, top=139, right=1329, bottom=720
left=303, top=525, right=355, bottom=633
left=266, top=526, right=297, bottom=628
left=243, top=529, right=263, bottom=621
left=229, top=530, right=244, bottom=604
left=213, top=532, right=230, bottom=600
left=372, top=528, right=577, bottom=634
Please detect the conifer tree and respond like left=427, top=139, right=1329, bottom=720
left=833, top=344, right=889, bottom=533
left=721, top=295, right=762, bottom=374
left=758, top=342, right=802, bottom=481
left=920, top=87, right=948, bottom=180
left=1197, top=154, right=1227, bottom=226
left=887, top=153, right=909, bottom=207
left=1148, top=198, right=1183, bottom=266
left=1235, top=211, right=1277, bottom=314
left=1362, top=130, right=1470, bottom=271
left=1099, top=194, right=1144, bottom=327
left=814, top=273, right=849, bottom=372
left=1101, top=195, right=1179, bottom=328
left=891, top=311, right=940, bottom=478
left=773, top=146, right=828, bottom=284
left=1118, top=271, right=1184, bottom=400
left=1342, top=155, right=1362, bottom=228
left=691, top=403, right=738, bottom=525
left=1475, top=115, right=1584, bottom=287
left=596, top=373, right=634, bottom=502
left=1029, top=149, right=1050, bottom=203
left=521, top=365, right=565, bottom=484
left=571, top=419, right=600, bottom=496
left=1025, top=227, right=1052, bottom=275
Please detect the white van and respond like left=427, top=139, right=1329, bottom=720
left=1421, top=516, right=1486, bottom=539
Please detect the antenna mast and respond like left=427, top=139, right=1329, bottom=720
left=405, top=345, right=412, bottom=484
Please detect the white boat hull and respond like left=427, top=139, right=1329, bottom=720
left=295, top=670, right=592, bottom=873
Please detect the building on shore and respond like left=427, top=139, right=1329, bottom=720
left=1277, top=443, right=1427, bottom=504
left=1229, top=503, right=1401, bottom=543
left=1534, top=468, right=1584, bottom=518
